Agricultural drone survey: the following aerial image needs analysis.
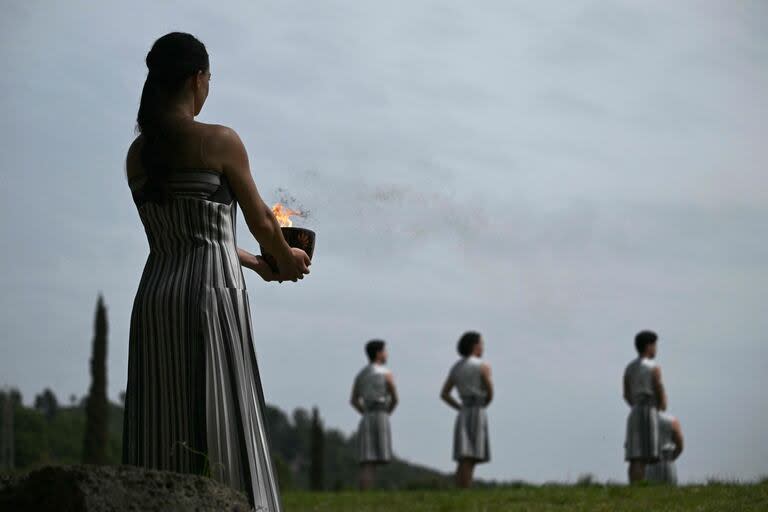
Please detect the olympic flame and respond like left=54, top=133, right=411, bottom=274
left=272, top=203, right=302, bottom=228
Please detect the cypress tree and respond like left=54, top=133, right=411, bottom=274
left=0, top=389, right=14, bottom=470
left=82, top=295, right=109, bottom=464
left=309, top=406, right=325, bottom=491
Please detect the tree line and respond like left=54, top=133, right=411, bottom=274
left=0, top=295, right=447, bottom=490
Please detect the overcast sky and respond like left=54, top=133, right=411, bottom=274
left=1, top=0, right=766, bottom=484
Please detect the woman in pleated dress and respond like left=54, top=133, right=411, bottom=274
left=623, top=330, right=667, bottom=484
left=122, top=33, right=310, bottom=511
left=440, top=331, right=493, bottom=488
left=349, top=340, right=399, bottom=490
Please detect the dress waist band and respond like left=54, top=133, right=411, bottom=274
left=363, top=401, right=388, bottom=412
left=632, top=395, right=657, bottom=407
left=461, top=396, right=486, bottom=408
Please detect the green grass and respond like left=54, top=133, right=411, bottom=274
left=283, top=482, right=768, bottom=511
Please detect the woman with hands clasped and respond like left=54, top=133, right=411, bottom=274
left=441, top=331, right=493, bottom=489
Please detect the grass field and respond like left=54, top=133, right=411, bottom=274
left=283, top=482, right=768, bottom=511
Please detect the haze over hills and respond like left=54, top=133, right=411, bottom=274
left=1, top=389, right=449, bottom=490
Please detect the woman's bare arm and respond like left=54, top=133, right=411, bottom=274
left=671, top=417, right=684, bottom=460
left=237, top=248, right=286, bottom=282
left=237, top=248, right=260, bottom=270
left=350, top=380, right=364, bottom=415
left=385, top=372, right=399, bottom=414
left=213, top=126, right=309, bottom=281
left=653, top=366, right=667, bottom=411
left=481, top=363, right=494, bottom=406
left=125, top=137, right=143, bottom=180
left=623, top=372, right=632, bottom=406
left=440, top=377, right=461, bottom=411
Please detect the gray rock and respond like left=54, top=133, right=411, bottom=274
left=0, top=465, right=252, bottom=512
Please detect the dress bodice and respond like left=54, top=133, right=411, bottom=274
left=128, top=170, right=245, bottom=290
left=450, top=356, right=488, bottom=404
left=354, top=364, right=391, bottom=407
left=624, top=357, right=658, bottom=407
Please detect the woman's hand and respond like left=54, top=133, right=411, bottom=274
left=239, top=248, right=311, bottom=283
left=274, top=248, right=311, bottom=282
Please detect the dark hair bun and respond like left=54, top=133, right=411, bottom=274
left=634, top=330, right=658, bottom=354
left=365, top=340, right=386, bottom=362
left=457, top=331, right=481, bottom=357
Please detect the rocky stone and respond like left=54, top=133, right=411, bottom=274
left=0, top=465, right=251, bottom=512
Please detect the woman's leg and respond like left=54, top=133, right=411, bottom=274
left=455, top=459, right=476, bottom=488
left=359, top=462, right=375, bottom=490
left=628, top=461, right=645, bottom=483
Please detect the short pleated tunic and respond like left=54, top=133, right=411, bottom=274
left=353, top=364, right=393, bottom=464
left=123, top=171, right=281, bottom=511
left=624, top=357, right=660, bottom=463
left=646, top=412, right=678, bottom=485
left=449, top=356, right=490, bottom=463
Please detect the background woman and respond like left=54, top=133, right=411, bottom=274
left=646, top=411, right=684, bottom=485
left=350, top=340, right=399, bottom=490
left=623, top=330, right=667, bottom=484
left=440, top=331, right=493, bottom=488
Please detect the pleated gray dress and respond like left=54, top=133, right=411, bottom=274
left=624, top=357, right=660, bottom=463
left=646, top=412, right=679, bottom=485
left=449, top=356, right=490, bottom=463
left=123, top=170, right=281, bottom=511
left=353, top=364, right=393, bottom=464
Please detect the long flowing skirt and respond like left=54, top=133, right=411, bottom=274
left=123, top=282, right=282, bottom=511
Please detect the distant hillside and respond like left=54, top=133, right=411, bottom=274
left=265, top=405, right=449, bottom=490
left=3, top=392, right=448, bottom=490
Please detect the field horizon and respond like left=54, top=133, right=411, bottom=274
left=3, top=464, right=766, bottom=511
left=285, top=480, right=768, bottom=511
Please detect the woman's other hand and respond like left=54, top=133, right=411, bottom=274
left=249, top=249, right=310, bottom=282
left=274, top=248, right=311, bottom=282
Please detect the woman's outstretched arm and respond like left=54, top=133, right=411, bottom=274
left=212, top=126, right=310, bottom=282
left=237, top=248, right=284, bottom=282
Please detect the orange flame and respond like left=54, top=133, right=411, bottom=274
left=272, top=203, right=301, bottom=228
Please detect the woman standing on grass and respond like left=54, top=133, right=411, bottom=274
left=122, top=32, right=310, bottom=511
left=440, top=331, right=493, bottom=488
left=350, top=339, right=399, bottom=490
left=623, top=330, right=667, bottom=484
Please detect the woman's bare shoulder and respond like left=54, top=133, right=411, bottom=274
left=197, top=122, right=248, bottom=168
left=198, top=122, right=240, bottom=143
left=126, top=135, right=145, bottom=180
left=125, top=123, right=246, bottom=180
